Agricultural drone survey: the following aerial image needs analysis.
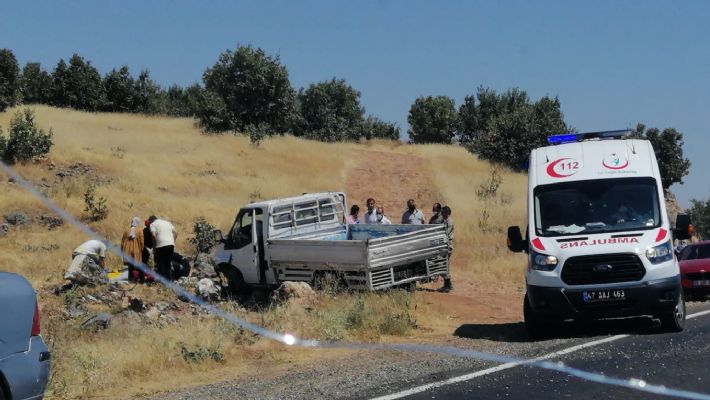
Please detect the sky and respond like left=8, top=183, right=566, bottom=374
left=2, top=0, right=708, bottom=207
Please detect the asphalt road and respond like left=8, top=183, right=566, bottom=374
left=375, top=301, right=710, bottom=400
left=152, top=301, right=710, bottom=400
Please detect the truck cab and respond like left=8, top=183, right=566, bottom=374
left=213, top=192, right=347, bottom=290
left=507, top=130, right=692, bottom=336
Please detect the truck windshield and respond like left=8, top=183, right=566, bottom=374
left=534, top=177, right=661, bottom=237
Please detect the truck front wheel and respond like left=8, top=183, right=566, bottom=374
left=658, top=292, right=686, bottom=332
left=217, top=264, right=251, bottom=299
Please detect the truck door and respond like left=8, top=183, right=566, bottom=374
left=224, top=209, right=260, bottom=285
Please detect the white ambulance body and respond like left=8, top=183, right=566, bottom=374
left=507, top=130, right=689, bottom=336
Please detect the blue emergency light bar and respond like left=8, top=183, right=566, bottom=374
left=547, top=129, right=632, bottom=145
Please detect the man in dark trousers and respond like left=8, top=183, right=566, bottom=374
left=148, top=215, right=178, bottom=280
left=439, top=206, right=454, bottom=292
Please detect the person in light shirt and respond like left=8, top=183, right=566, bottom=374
left=149, top=215, right=178, bottom=279
left=375, top=207, right=391, bottom=224
left=362, top=198, right=378, bottom=224
left=401, top=199, right=425, bottom=224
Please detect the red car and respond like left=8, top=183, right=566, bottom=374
left=678, top=241, right=710, bottom=301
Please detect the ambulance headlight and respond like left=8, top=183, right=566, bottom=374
left=646, top=241, right=673, bottom=264
left=531, top=251, right=558, bottom=271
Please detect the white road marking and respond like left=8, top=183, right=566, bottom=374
left=372, top=309, right=710, bottom=400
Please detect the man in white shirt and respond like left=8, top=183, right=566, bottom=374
left=362, top=198, right=378, bottom=224
left=149, top=215, right=178, bottom=279
left=401, top=199, right=425, bottom=224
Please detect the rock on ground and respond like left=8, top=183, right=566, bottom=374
left=272, top=281, right=317, bottom=304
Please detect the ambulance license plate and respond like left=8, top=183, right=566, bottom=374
left=582, top=289, right=627, bottom=303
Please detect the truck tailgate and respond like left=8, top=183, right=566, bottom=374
left=368, top=225, right=449, bottom=268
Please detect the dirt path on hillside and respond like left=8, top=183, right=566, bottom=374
left=344, top=150, right=522, bottom=333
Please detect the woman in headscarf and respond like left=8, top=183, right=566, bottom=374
left=121, top=216, right=145, bottom=282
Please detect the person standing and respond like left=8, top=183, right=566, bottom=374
left=401, top=199, right=425, bottom=224
left=429, top=203, right=443, bottom=224
left=121, top=217, right=145, bottom=283
left=149, top=215, right=178, bottom=280
left=346, top=204, right=361, bottom=225
left=362, top=198, right=378, bottom=224
left=439, top=206, right=454, bottom=292
left=142, top=219, right=154, bottom=266
left=375, top=207, right=392, bottom=224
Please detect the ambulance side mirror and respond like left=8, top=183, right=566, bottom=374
left=507, top=226, right=527, bottom=253
left=213, top=229, right=224, bottom=243
left=674, top=214, right=693, bottom=241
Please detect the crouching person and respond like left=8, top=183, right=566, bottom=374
left=65, top=239, right=108, bottom=286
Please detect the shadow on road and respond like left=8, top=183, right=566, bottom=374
left=454, top=316, right=661, bottom=343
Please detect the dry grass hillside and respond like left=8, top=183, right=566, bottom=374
left=0, top=106, right=527, bottom=399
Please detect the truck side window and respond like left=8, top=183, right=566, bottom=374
left=228, top=210, right=254, bottom=249
left=294, top=201, right=318, bottom=226
left=272, top=205, right=293, bottom=230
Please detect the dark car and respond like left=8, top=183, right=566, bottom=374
left=0, top=272, right=51, bottom=400
left=678, top=241, right=710, bottom=301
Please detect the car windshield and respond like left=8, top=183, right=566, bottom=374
left=534, top=177, right=661, bottom=237
left=680, top=244, right=710, bottom=260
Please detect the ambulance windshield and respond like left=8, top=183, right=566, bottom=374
left=534, top=177, right=661, bottom=237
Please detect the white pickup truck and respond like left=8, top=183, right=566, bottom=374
left=212, top=192, right=450, bottom=292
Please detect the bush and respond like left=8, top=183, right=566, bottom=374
left=179, top=342, right=224, bottom=363
left=188, top=217, right=217, bottom=254
left=245, top=123, right=270, bottom=146
left=4, top=211, right=29, bottom=226
left=3, top=108, right=54, bottom=164
left=84, top=184, right=108, bottom=222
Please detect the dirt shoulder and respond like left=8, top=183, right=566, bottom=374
left=346, top=147, right=522, bottom=332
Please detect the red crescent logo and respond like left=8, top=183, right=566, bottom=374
left=546, top=158, right=576, bottom=178
left=603, top=159, right=629, bottom=170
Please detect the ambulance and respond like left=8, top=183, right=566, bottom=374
left=506, top=130, right=692, bottom=337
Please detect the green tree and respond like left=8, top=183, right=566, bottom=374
left=459, top=87, right=568, bottom=170
left=3, top=108, right=54, bottom=164
left=361, top=116, right=400, bottom=140
left=201, top=45, right=296, bottom=133
left=194, top=90, right=231, bottom=133
left=103, top=66, right=136, bottom=112
left=132, top=70, right=161, bottom=114
left=20, top=62, right=53, bottom=104
left=407, top=96, right=458, bottom=144
left=632, top=123, right=690, bottom=190
left=297, top=78, right=364, bottom=141
left=689, top=197, right=710, bottom=239
left=0, top=49, right=21, bottom=112
left=50, top=59, right=70, bottom=107
left=158, top=83, right=204, bottom=117
left=51, top=54, right=105, bottom=110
